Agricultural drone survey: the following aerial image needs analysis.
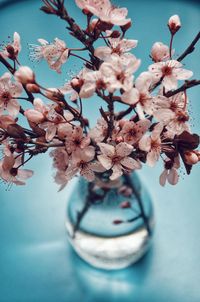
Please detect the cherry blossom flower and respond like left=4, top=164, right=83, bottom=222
left=100, top=54, right=141, bottom=93
left=139, top=123, right=163, bottom=167
left=148, top=60, right=193, bottom=91
left=65, top=126, right=91, bottom=155
left=89, top=118, right=108, bottom=143
left=119, top=119, right=151, bottom=145
left=0, top=154, right=33, bottom=186
left=152, top=93, right=190, bottom=135
left=0, top=72, right=22, bottom=117
left=121, top=72, right=153, bottom=115
left=72, top=146, right=96, bottom=181
left=25, top=98, right=74, bottom=141
left=94, top=35, right=137, bottom=61
left=79, top=70, right=106, bottom=98
left=75, top=0, right=131, bottom=26
left=150, top=42, right=171, bottom=62
left=51, top=147, right=69, bottom=171
left=1, top=32, right=21, bottom=60
left=29, top=38, right=69, bottom=73
left=0, top=115, right=16, bottom=130
left=98, top=142, right=141, bottom=180
left=159, top=156, right=180, bottom=186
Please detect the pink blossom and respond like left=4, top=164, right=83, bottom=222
left=25, top=98, right=74, bottom=142
left=75, top=0, right=131, bottom=26
left=1, top=32, right=21, bottom=60
left=0, top=154, right=33, bottom=186
left=0, top=115, right=16, bottom=130
left=152, top=93, right=190, bottom=135
left=0, top=72, right=22, bottom=117
left=94, top=35, right=137, bottom=61
left=79, top=70, right=105, bottom=98
left=139, top=123, right=163, bottom=167
left=50, top=147, right=69, bottom=171
left=100, top=54, right=140, bottom=93
left=72, top=146, right=96, bottom=181
left=119, top=119, right=151, bottom=145
left=159, top=157, right=180, bottom=186
left=29, top=38, right=69, bottom=73
left=151, top=42, right=171, bottom=62
left=15, top=66, right=35, bottom=85
left=121, top=72, right=153, bottom=115
left=65, top=126, right=91, bottom=154
left=89, top=118, right=108, bottom=143
left=98, top=142, right=141, bottom=180
left=148, top=60, right=193, bottom=91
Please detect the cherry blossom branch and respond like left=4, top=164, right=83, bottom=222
left=41, top=0, right=101, bottom=66
left=177, top=31, right=200, bottom=62
left=165, top=79, right=200, bottom=97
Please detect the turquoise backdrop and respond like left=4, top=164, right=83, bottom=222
left=0, top=0, right=200, bottom=301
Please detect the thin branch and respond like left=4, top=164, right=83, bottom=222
left=116, top=106, right=133, bottom=120
left=165, top=79, right=200, bottom=97
left=177, top=31, right=200, bottom=62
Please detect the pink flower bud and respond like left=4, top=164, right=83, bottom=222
left=151, top=42, right=170, bottom=62
left=24, top=109, right=44, bottom=123
left=15, top=66, right=35, bottom=84
left=168, top=15, right=181, bottom=34
left=184, top=151, right=199, bottom=165
left=26, top=84, right=40, bottom=93
left=71, top=78, right=83, bottom=92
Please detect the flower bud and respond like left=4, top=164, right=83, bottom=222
left=168, top=15, right=181, bottom=34
left=184, top=151, right=199, bottom=165
left=15, top=66, right=35, bottom=84
left=26, top=84, right=40, bottom=93
left=71, top=78, right=83, bottom=92
left=24, top=109, right=44, bottom=123
left=151, top=42, right=170, bottom=62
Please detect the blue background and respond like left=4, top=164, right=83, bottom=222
left=0, top=0, right=200, bottom=301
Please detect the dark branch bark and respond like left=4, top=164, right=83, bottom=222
left=165, top=79, right=200, bottom=97
left=177, top=31, right=200, bottom=62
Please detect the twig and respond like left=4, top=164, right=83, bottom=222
left=177, top=31, right=200, bottom=62
left=165, top=79, right=200, bottom=97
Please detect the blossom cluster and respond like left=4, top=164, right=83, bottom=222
left=0, top=0, right=199, bottom=190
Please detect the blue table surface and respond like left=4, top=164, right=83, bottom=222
left=0, top=0, right=200, bottom=301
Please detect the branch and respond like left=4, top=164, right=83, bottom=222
left=177, top=31, right=200, bottom=62
left=116, top=106, right=133, bottom=120
left=165, top=79, right=200, bottom=97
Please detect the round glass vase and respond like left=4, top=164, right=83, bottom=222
left=66, top=173, right=154, bottom=270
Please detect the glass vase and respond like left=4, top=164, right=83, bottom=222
left=66, top=173, right=154, bottom=270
